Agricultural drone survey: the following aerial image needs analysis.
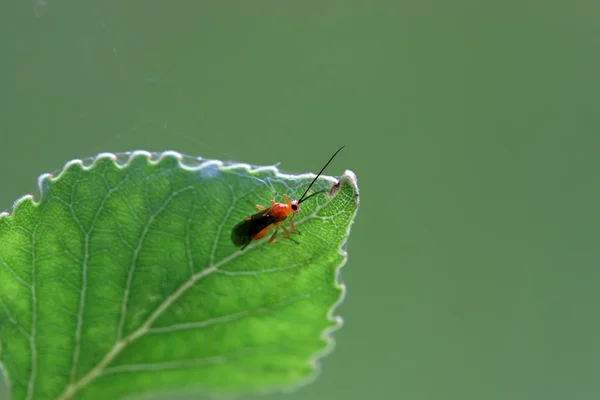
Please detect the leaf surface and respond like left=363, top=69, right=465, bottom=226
left=0, top=151, right=360, bottom=400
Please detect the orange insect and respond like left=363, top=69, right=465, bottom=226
left=231, top=145, right=345, bottom=250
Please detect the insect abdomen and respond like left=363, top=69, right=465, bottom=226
left=251, top=225, right=273, bottom=240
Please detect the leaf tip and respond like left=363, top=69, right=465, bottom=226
left=328, top=169, right=359, bottom=200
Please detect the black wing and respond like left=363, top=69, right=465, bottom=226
left=231, top=208, right=275, bottom=248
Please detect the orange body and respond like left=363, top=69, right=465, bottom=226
left=249, top=195, right=300, bottom=243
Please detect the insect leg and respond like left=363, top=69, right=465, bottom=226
left=289, top=214, right=301, bottom=235
left=246, top=199, right=267, bottom=210
left=268, top=224, right=281, bottom=244
left=280, top=224, right=300, bottom=244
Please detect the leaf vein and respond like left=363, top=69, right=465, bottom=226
left=0, top=252, right=32, bottom=289
left=26, top=225, right=39, bottom=400
left=101, top=344, right=279, bottom=375
left=117, top=186, right=195, bottom=340
left=216, top=261, right=308, bottom=276
left=209, top=184, right=236, bottom=265
left=185, top=202, right=197, bottom=276
left=68, top=184, right=118, bottom=382
left=147, top=292, right=312, bottom=335
left=0, top=296, right=31, bottom=339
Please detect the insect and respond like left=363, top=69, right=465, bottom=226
left=231, top=145, right=345, bottom=250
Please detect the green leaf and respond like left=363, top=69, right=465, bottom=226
left=0, top=151, right=360, bottom=400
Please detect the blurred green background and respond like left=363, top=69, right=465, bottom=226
left=1, top=1, right=599, bottom=400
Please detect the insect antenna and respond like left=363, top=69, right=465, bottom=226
left=297, top=189, right=328, bottom=204
left=298, top=145, right=345, bottom=204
